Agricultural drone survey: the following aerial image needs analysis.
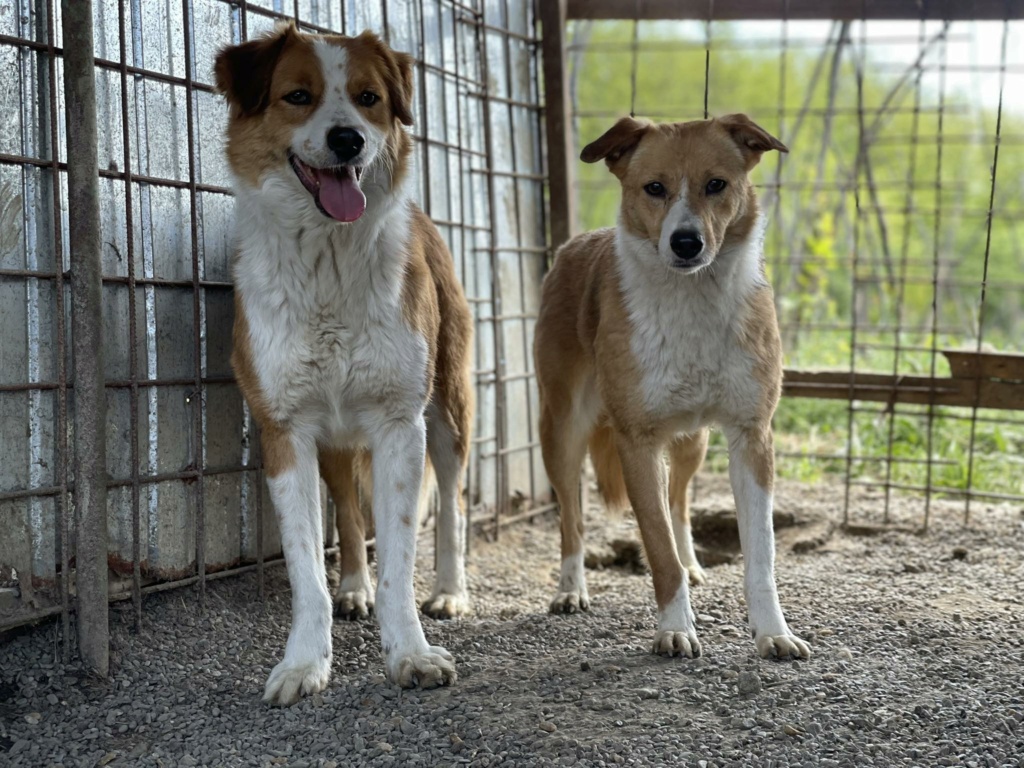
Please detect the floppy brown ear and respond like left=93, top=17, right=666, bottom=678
left=356, top=30, right=415, bottom=127
left=580, top=116, right=650, bottom=167
left=717, top=114, right=788, bottom=166
left=214, top=23, right=296, bottom=117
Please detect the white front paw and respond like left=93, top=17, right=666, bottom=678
left=755, top=632, right=811, bottom=660
left=685, top=563, right=708, bottom=587
left=386, top=645, right=457, bottom=689
left=652, top=627, right=702, bottom=658
left=263, top=654, right=331, bottom=706
left=550, top=588, right=590, bottom=614
left=421, top=591, right=471, bottom=620
left=334, top=588, right=374, bottom=620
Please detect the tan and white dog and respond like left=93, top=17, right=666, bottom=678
left=534, top=115, right=810, bottom=662
left=215, top=25, right=473, bottom=705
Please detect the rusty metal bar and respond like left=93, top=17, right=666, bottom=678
left=62, top=0, right=109, bottom=677
left=475, top=0, right=509, bottom=537
left=41, top=0, right=71, bottom=662
left=116, top=0, right=144, bottom=634
left=540, top=0, right=574, bottom=250
left=182, top=0, right=207, bottom=604
left=566, top=0, right=1024, bottom=20
left=841, top=14, right=864, bottom=526
left=963, top=20, right=1009, bottom=525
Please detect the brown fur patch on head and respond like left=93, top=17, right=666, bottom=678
left=215, top=25, right=324, bottom=186
left=593, top=115, right=786, bottom=259
left=345, top=30, right=415, bottom=127
left=580, top=116, right=651, bottom=175
left=716, top=113, right=788, bottom=170
left=214, top=23, right=301, bottom=117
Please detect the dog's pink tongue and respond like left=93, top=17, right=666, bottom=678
left=316, top=168, right=365, bottom=222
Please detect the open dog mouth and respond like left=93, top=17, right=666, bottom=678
left=288, top=154, right=366, bottom=222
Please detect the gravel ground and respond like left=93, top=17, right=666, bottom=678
left=2, top=475, right=1023, bottom=768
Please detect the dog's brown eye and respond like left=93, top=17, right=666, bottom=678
left=283, top=89, right=312, bottom=106
left=643, top=181, right=666, bottom=197
left=358, top=91, right=379, bottom=107
left=706, top=178, right=727, bottom=194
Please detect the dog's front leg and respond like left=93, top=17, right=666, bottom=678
left=725, top=425, right=810, bottom=660
left=616, top=432, right=701, bottom=658
left=263, top=429, right=333, bottom=706
left=371, top=415, right=457, bottom=688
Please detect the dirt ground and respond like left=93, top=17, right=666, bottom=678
left=1, top=475, right=1023, bottom=767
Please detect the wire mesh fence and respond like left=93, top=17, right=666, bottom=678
left=0, top=0, right=549, bottom=650
left=4, top=0, right=1024, bottom=670
left=561, top=3, right=1024, bottom=528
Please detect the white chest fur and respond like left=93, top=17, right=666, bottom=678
left=233, top=178, right=428, bottom=445
left=614, top=227, right=768, bottom=433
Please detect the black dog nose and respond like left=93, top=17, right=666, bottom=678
left=326, top=127, right=365, bottom=163
left=669, top=230, right=704, bottom=262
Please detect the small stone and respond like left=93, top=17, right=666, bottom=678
left=24, top=712, right=41, bottom=725
left=953, top=613, right=963, bottom=623
left=580, top=660, right=591, bottom=672
left=353, top=735, right=366, bottom=751
left=783, top=724, right=804, bottom=737
left=539, top=721, right=557, bottom=733
left=740, top=718, right=757, bottom=730
left=310, top=693, right=324, bottom=707
left=737, top=671, right=762, bottom=695
left=952, top=547, right=969, bottom=561
left=638, top=688, right=660, bottom=700
left=377, top=742, right=393, bottom=753
left=838, top=648, right=853, bottom=661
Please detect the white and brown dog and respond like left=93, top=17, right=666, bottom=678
left=215, top=25, right=473, bottom=705
left=534, top=115, right=810, bottom=662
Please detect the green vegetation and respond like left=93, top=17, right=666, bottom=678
left=570, top=20, right=1024, bottom=499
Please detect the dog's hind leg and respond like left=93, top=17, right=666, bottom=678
left=320, top=447, right=374, bottom=620
left=668, top=430, right=710, bottom=586
left=422, top=399, right=472, bottom=619
left=541, top=401, right=592, bottom=614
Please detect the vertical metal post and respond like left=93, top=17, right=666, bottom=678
left=539, top=0, right=574, bottom=252
left=62, top=0, right=109, bottom=676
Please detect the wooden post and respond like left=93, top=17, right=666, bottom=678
left=540, top=0, right=575, bottom=254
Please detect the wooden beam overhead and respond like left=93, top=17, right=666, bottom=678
left=567, top=0, right=1024, bottom=21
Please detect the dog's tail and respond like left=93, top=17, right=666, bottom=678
left=588, top=425, right=629, bottom=512
left=353, top=451, right=436, bottom=539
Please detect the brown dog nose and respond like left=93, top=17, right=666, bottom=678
left=326, top=127, right=365, bottom=163
left=669, top=229, right=704, bottom=262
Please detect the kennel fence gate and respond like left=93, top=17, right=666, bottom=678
left=0, top=0, right=551, bottom=671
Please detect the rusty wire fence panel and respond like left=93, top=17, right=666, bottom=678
left=563, top=3, right=1024, bottom=528
left=0, top=0, right=549, bottom=645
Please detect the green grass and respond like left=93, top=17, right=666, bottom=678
left=702, top=331, right=1024, bottom=500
